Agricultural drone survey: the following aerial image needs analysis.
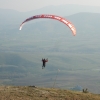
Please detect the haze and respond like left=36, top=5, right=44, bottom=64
left=0, top=0, right=100, bottom=12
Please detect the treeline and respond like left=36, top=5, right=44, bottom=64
left=0, top=53, right=36, bottom=67
left=0, top=53, right=37, bottom=83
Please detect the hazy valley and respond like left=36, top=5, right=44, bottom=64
left=0, top=5, right=100, bottom=94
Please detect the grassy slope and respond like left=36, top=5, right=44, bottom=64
left=0, top=86, right=100, bottom=100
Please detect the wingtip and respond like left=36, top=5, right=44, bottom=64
left=19, top=27, right=22, bottom=30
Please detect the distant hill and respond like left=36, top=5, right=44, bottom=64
left=1, top=4, right=100, bottom=16
left=0, top=53, right=38, bottom=81
left=1, top=4, right=100, bottom=25
left=27, top=4, right=100, bottom=16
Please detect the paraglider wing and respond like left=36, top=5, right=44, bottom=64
left=19, top=14, right=76, bottom=36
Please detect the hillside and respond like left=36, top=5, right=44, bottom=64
left=0, top=86, right=100, bottom=100
left=0, top=11, right=100, bottom=93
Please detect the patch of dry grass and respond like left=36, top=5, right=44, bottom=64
left=0, top=86, right=100, bottom=100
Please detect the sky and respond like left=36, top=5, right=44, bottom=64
left=0, top=0, right=100, bottom=12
